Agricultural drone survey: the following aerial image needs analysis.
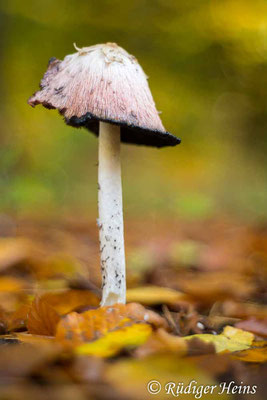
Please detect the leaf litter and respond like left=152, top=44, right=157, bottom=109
left=0, top=217, right=266, bottom=399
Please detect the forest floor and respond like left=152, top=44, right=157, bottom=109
left=0, top=215, right=266, bottom=399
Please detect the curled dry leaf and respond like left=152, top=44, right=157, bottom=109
left=56, top=304, right=132, bottom=347
left=56, top=303, right=163, bottom=348
left=27, top=297, right=60, bottom=336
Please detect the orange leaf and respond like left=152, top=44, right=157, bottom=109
left=56, top=303, right=162, bottom=347
left=40, top=289, right=100, bottom=315
left=27, top=297, right=60, bottom=336
left=56, top=304, right=130, bottom=346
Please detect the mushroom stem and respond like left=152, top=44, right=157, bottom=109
left=98, top=121, right=126, bottom=306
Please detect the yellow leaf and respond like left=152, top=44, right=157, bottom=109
left=232, top=342, right=267, bottom=363
left=126, top=286, right=190, bottom=305
left=76, top=323, right=152, bottom=357
left=184, top=326, right=254, bottom=353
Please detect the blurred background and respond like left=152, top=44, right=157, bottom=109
left=1, top=0, right=267, bottom=223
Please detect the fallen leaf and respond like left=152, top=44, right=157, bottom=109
left=56, top=304, right=131, bottom=346
left=184, top=325, right=254, bottom=353
left=232, top=342, right=267, bottom=363
left=76, top=323, right=152, bottom=357
left=27, top=297, right=60, bottom=336
left=126, top=286, right=190, bottom=305
left=56, top=303, right=164, bottom=348
left=40, top=289, right=100, bottom=315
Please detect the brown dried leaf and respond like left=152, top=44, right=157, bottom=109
left=27, top=297, right=60, bottom=336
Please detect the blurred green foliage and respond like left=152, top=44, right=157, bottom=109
left=1, top=0, right=267, bottom=220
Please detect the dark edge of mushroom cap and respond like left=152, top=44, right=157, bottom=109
left=67, top=112, right=180, bottom=148
left=29, top=96, right=181, bottom=148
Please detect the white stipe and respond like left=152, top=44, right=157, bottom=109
left=98, top=121, right=126, bottom=306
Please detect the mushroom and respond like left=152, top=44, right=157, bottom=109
left=28, top=42, right=181, bottom=306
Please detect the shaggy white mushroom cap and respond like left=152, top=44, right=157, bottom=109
left=29, top=43, right=180, bottom=147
